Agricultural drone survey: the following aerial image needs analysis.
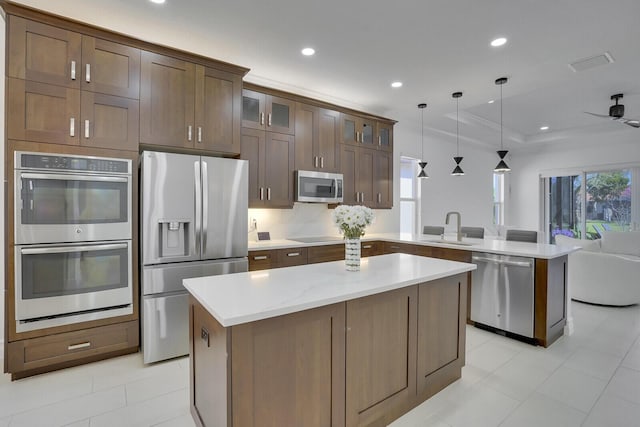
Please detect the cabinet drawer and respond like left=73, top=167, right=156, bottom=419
left=277, top=247, right=308, bottom=267
left=249, top=250, right=278, bottom=271
left=307, top=244, right=345, bottom=264
left=8, top=321, right=138, bottom=373
left=383, top=242, right=417, bottom=255
left=361, top=241, right=382, bottom=257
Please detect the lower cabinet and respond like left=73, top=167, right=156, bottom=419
left=345, top=286, right=417, bottom=426
left=189, top=273, right=467, bottom=427
left=7, top=321, right=138, bottom=378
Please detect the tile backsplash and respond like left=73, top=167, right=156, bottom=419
left=248, top=203, right=396, bottom=241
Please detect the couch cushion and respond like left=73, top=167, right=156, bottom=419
left=555, top=235, right=601, bottom=252
left=601, top=231, right=640, bottom=257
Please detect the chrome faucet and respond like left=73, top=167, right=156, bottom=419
left=445, top=211, right=462, bottom=242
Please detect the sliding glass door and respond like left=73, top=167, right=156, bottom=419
left=546, top=168, right=637, bottom=243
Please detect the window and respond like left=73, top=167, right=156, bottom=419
left=400, top=157, right=420, bottom=234
left=545, top=167, right=638, bottom=243
left=493, top=173, right=505, bottom=226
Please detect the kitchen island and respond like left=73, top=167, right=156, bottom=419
left=184, top=253, right=476, bottom=427
left=248, top=233, right=580, bottom=347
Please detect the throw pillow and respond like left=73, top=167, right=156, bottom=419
left=601, top=231, right=640, bottom=257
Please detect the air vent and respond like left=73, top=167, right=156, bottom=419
left=569, top=52, right=614, bottom=72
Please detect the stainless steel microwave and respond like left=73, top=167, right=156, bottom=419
left=295, top=170, right=343, bottom=203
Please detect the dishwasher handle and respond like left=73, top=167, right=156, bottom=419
left=472, top=256, right=532, bottom=268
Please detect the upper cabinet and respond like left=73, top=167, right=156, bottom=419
left=376, top=122, right=393, bottom=152
left=342, top=114, right=375, bottom=147
left=295, top=103, right=340, bottom=172
left=8, top=16, right=141, bottom=99
left=242, top=89, right=295, bottom=135
left=140, top=51, right=242, bottom=154
left=6, top=16, right=140, bottom=151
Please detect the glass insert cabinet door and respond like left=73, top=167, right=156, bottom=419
left=342, top=114, right=376, bottom=146
left=241, top=89, right=295, bottom=135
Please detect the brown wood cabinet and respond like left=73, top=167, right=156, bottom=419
left=307, top=244, right=345, bottom=264
left=242, top=89, right=296, bottom=135
left=248, top=250, right=278, bottom=271
left=241, top=128, right=295, bottom=208
left=295, top=103, right=340, bottom=172
left=81, top=36, right=141, bottom=98
left=346, top=286, right=417, bottom=426
left=377, top=121, right=394, bottom=152
left=140, top=51, right=242, bottom=154
left=7, top=320, right=138, bottom=379
left=342, top=113, right=376, bottom=147
left=341, top=145, right=392, bottom=208
left=374, top=150, right=393, bottom=208
left=417, top=275, right=467, bottom=398
left=190, top=297, right=345, bottom=427
left=361, top=240, right=383, bottom=257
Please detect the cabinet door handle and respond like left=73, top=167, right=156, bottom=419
left=254, top=255, right=268, bottom=260
left=260, top=112, right=265, bottom=125
left=68, top=342, right=90, bottom=351
left=378, top=193, right=381, bottom=203
left=84, top=120, right=90, bottom=138
left=287, top=252, right=300, bottom=257
left=267, top=188, right=271, bottom=201
left=197, top=127, right=202, bottom=143
left=320, top=157, right=324, bottom=168
left=70, top=118, right=75, bottom=137
left=361, top=192, right=365, bottom=202
left=86, top=63, right=91, bottom=83
left=314, top=156, right=318, bottom=168
left=259, top=187, right=264, bottom=201
left=356, top=131, right=360, bottom=142
left=71, top=61, right=76, bottom=80
left=268, top=113, right=272, bottom=127
left=188, top=125, right=193, bottom=141
left=378, top=135, right=382, bottom=146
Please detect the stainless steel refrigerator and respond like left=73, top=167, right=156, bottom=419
left=141, top=151, right=248, bottom=363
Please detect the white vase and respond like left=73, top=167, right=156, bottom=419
left=345, top=238, right=361, bottom=271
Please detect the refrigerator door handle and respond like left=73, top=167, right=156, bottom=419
left=202, top=160, right=209, bottom=252
left=194, top=161, right=202, bottom=253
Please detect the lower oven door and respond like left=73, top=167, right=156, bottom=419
left=15, top=241, right=133, bottom=329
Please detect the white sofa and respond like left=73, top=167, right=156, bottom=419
left=555, top=232, right=640, bottom=306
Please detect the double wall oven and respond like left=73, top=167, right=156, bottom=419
left=13, top=151, right=133, bottom=333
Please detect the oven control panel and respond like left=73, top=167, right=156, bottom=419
left=17, top=153, right=131, bottom=174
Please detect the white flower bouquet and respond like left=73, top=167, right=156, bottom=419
left=332, top=205, right=375, bottom=239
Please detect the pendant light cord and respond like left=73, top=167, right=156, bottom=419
left=421, top=108, right=424, bottom=159
left=456, top=98, right=460, bottom=156
left=500, top=83, right=503, bottom=150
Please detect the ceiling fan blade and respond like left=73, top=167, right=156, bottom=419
left=584, top=111, right=613, bottom=119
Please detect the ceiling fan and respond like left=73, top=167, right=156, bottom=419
left=585, top=93, right=640, bottom=128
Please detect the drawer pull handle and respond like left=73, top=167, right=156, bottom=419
left=86, top=63, right=91, bottom=83
left=254, top=255, right=268, bottom=260
left=71, top=60, right=76, bottom=80
left=70, top=118, right=75, bottom=137
left=362, top=245, right=372, bottom=249
left=287, top=252, right=300, bottom=257
left=68, top=342, right=91, bottom=351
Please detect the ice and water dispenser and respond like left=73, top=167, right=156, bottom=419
left=158, top=220, right=190, bottom=258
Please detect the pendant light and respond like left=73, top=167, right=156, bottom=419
left=451, top=92, right=464, bottom=176
left=417, top=103, right=429, bottom=178
left=494, top=77, right=511, bottom=173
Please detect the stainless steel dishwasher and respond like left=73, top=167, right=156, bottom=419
left=470, top=252, right=535, bottom=338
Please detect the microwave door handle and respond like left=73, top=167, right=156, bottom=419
left=194, top=161, right=202, bottom=254
left=20, top=243, right=128, bottom=255
left=19, top=173, right=128, bottom=183
left=201, top=160, right=209, bottom=252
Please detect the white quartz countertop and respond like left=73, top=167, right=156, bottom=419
left=184, top=253, right=476, bottom=327
left=248, top=233, right=579, bottom=259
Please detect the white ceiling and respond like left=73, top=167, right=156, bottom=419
left=12, top=0, right=640, bottom=149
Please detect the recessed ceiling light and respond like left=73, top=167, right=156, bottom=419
left=488, top=100, right=495, bottom=104
left=301, top=47, right=315, bottom=56
left=490, top=37, right=507, bottom=47
left=540, top=126, right=549, bottom=131
left=150, top=0, right=165, bottom=3
left=391, top=81, right=403, bottom=88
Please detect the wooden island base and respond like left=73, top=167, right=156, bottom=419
left=189, top=273, right=468, bottom=427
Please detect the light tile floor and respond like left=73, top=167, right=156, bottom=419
left=0, top=300, right=638, bottom=426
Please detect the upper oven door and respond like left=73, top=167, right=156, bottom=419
left=296, top=171, right=343, bottom=203
left=15, top=171, right=132, bottom=244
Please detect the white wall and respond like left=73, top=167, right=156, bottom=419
left=395, top=124, right=499, bottom=235
left=509, top=130, right=640, bottom=232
